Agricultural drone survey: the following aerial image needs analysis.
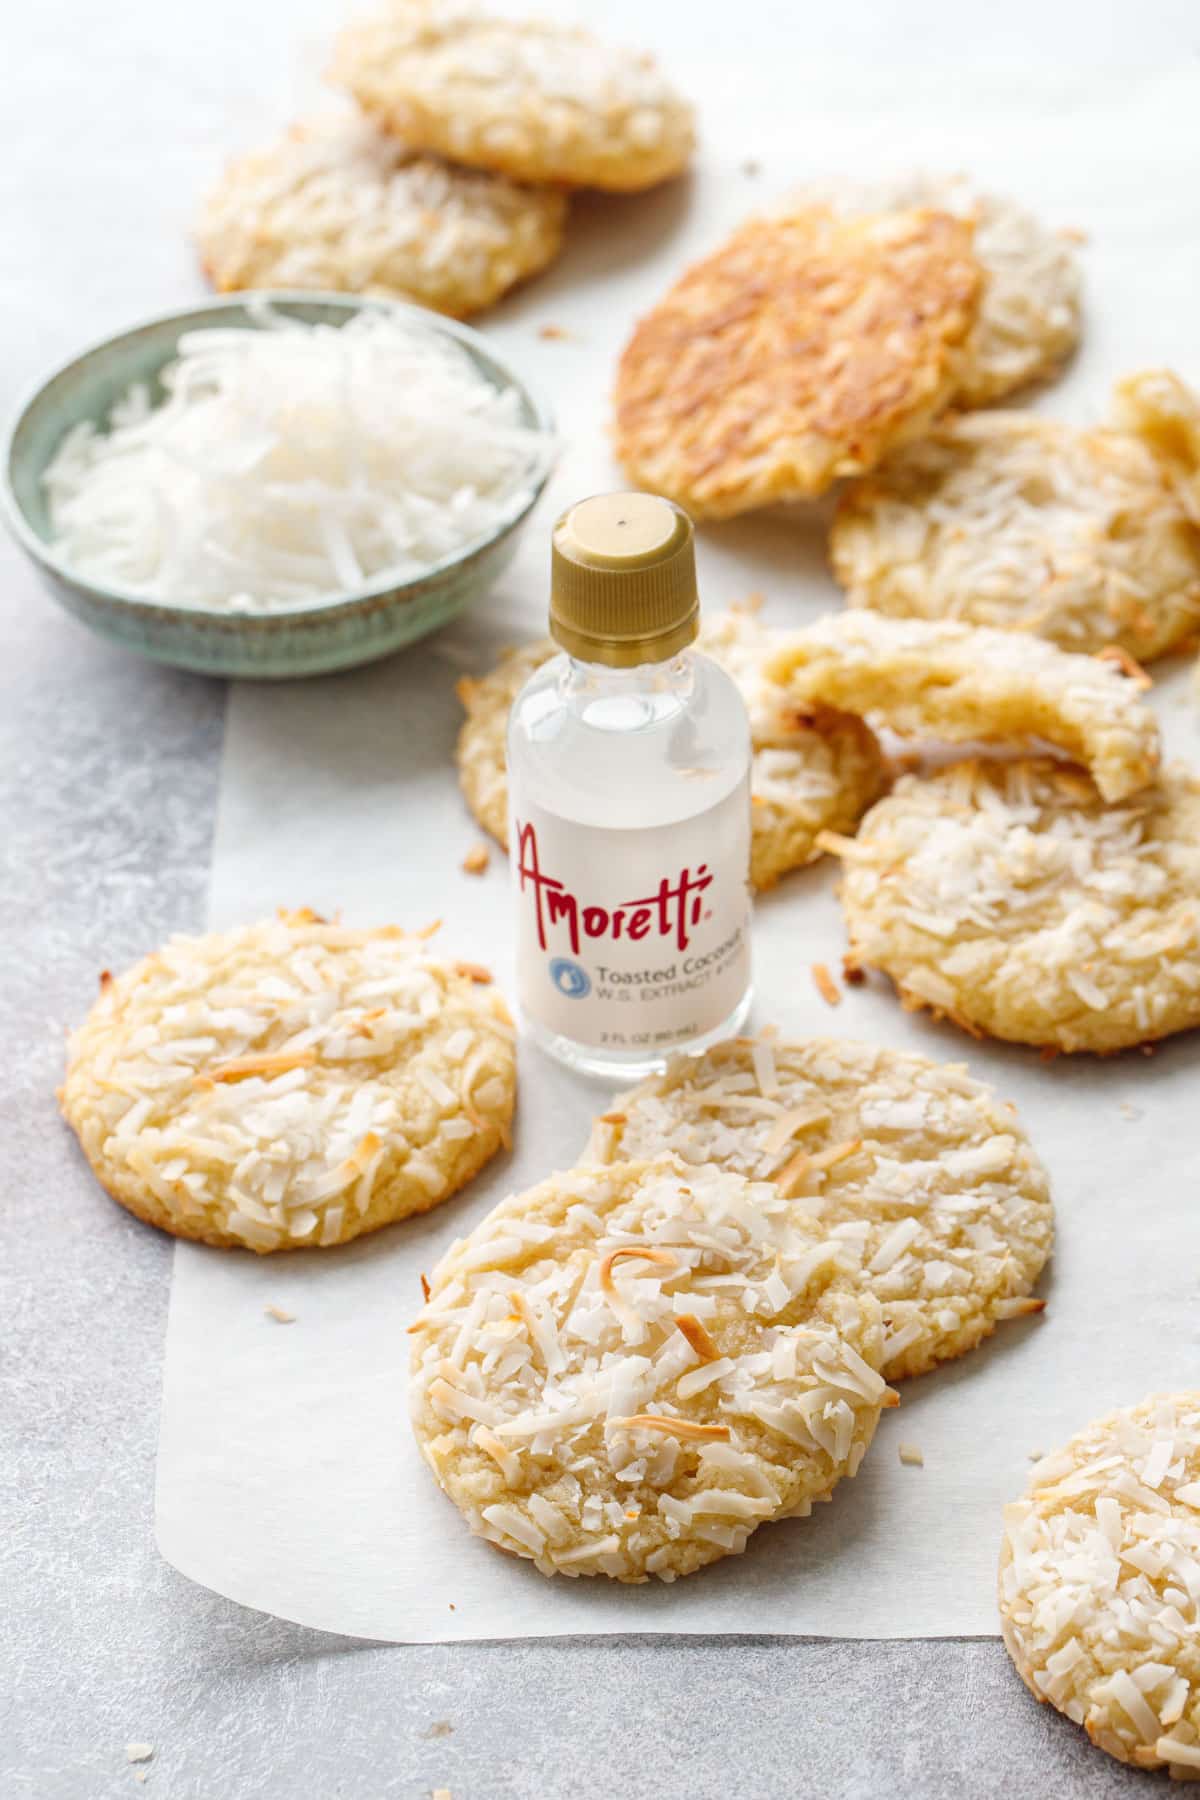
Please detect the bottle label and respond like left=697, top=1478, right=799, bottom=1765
left=511, top=780, right=752, bottom=1053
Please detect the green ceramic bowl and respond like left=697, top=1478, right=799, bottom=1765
left=1, top=293, right=553, bottom=679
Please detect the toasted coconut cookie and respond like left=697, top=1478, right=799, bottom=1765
left=330, top=2, right=694, bottom=192
left=830, top=760, right=1200, bottom=1053
left=768, top=612, right=1160, bottom=803
left=59, top=913, right=516, bottom=1252
left=196, top=114, right=566, bottom=317
left=613, top=207, right=981, bottom=518
left=586, top=1038, right=1052, bottom=1381
left=1000, top=1393, right=1200, bottom=1775
left=409, top=1158, right=889, bottom=1581
left=1113, top=369, right=1200, bottom=528
left=455, top=614, right=887, bottom=889
left=802, top=176, right=1080, bottom=404
left=831, top=412, right=1200, bottom=661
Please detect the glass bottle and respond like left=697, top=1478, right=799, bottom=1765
left=507, top=491, right=753, bottom=1080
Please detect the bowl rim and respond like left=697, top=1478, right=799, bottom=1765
left=0, top=290, right=556, bottom=625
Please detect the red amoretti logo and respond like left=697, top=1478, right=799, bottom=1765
left=516, top=820, right=712, bottom=954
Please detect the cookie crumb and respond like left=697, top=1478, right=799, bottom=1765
left=1119, top=1101, right=1142, bottom=1121
left=811, top=963, right=841, bottom=1007
left=898, top=1442, right=924, bottom=1467
left=264, top=1304, right=295, bottom=1324
left=126, top=1745, right=154, bottom=1764
left=423, top=1721, right=454, bottom=1740
left=461, top=843, right=490, bottom=875
left=538, top=323, right=570, bottom=341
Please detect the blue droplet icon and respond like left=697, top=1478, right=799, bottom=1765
left=549, top=958, right=591, bottom=999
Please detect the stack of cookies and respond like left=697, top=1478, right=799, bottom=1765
left=613, top=175, right=1083, bottom=516
left=408, top=1037, right=1053, bottom=1581
left=196, top=0, right=696, bottom=319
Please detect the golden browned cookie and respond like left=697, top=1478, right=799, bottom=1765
left=1113, top=368, right=1200, bottom=528
left=196, top=113, right=567, bottom=317
left=831, top=411, right=1200, bottom=661
left=768, top=612, right=1160, bottom=804
left=799, top=176, right=1081, bottom=404
left=454, top=613, right=887, bottom=889
left=1000, top=1393, right=1200, bottom=1776
left=330, top=2, right=695, bottom=191
left=828, top=760, right=1200, bottom=1053
left=585, top=1037, right=1052, bottom=1381
left=613, top=206, right=982, bottom=518
left=409, top=1157, right=890, bottom=1581
left=60, top=913, right=516, bottom=1251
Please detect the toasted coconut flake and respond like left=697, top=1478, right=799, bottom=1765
left=599, top=1244, right=678, bottom=1293
left=1098, top=644, right=1154, bottom=690
left=675, top=1313, right=720, bottom=1361
left=609, top=1413, right=731, bottom=1442
left=811, top=962, right=842, bottom=1007
left=453, top=960, right=493, bottom=984
left=775, top=1145, right=812, bottom=1197
left=204, top=1048, right=319, bottom=1084
left=994, top=1295, right=1046, bottom=1319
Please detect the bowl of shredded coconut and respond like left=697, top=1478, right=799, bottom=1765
left=2, top=294, right=554, bottom=676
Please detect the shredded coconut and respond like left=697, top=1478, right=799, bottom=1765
left=42, top=305, right=552, bottom=613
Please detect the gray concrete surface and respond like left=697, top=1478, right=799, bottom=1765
left=1, top=573, right=1162, bottom=1800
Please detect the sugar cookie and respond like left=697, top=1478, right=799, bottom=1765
left=613, top=207, right=981, bottom=517
left=768, top=612, right=1160, bottom=803
left=587, top=1038, right=1052, bottom=1380
left=331, top=2, right=694, bottom=191
left=409, top=1158, right=890, bottom=1581
left=1000, top=1393, right=1200, bottom=1775
left=830, top=760, right=1200, bottom=1053
left=831, top=412, right=1200, bottom=661
left=59, top=912, right=516, bottom=1251
left=197, top=114, right=566, bottom=317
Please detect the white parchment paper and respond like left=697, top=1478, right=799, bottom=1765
left=156, top=20, right=1200, bottom=1639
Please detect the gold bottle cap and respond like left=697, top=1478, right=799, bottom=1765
left=549, top=491, right=699, bottom=667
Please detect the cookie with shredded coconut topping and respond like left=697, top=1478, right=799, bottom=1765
left=830, top=760, right=1200, bottom=1053
left=999, top=1393, right=1200, bottom=1775
left=767, top=613, right=1160, bottom=803
left=586, top=1038, right=1052, bottom=1381
left=613, top=205, right=982, bottom=518
left=455, top=614, right=887, bottom=891
left=59, top=913, right=516, bottom=1251
left=330, top=2, right=694, bottom=192
left=831, top=412, right=1200, bottom=661
left=1113, top=368, right=1200, bottom=528
left=800, top=176, right=1080, bottom=404
left=409, top=1158, right=890, bottom=1581
left=197, top=114, right=567, bottom=317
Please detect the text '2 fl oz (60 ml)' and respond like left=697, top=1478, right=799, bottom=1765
left=507, top=491, right=753, bottom=1080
